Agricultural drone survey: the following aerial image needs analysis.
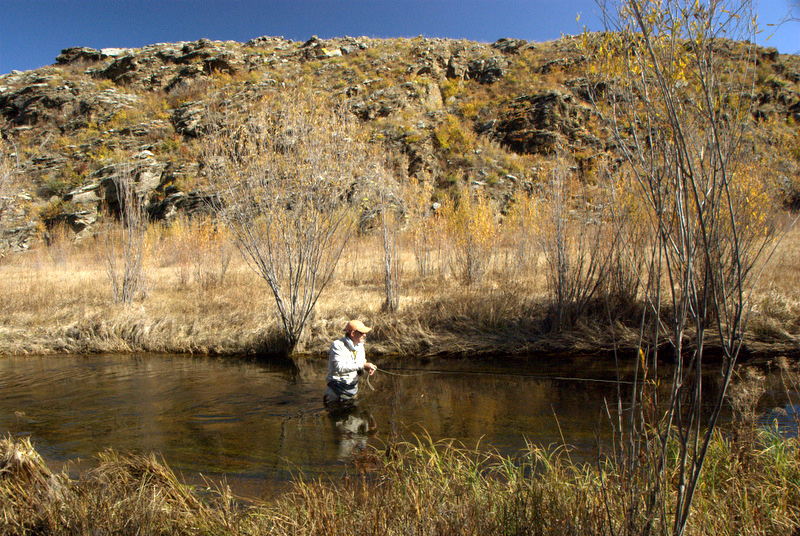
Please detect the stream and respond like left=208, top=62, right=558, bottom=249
left=0, top=353, right=792, bottom=500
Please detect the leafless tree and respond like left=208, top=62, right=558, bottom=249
left=587, top=1, right=785, bottom=534
left=103, top=162, right=148, bottom=305
left=0, top=143, right=14, bottom=259
left=540, top=164, right=609, bottom=329
left=204, top=90, right=374, bottom=354
left=378, top=179, right=402, bottom=313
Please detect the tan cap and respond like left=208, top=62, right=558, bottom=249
left=345, top=319, right=372, bottom=334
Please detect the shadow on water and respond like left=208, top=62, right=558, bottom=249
left=0, top=353, right=791, bottom=500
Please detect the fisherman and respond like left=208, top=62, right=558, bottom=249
left=323, top=319, right=377, bottom=407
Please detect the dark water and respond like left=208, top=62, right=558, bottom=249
left=0, top=353, right=786, bottom=500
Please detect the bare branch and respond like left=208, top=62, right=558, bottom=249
left=584, top=1, right=785, bottom=534
left=204, top=89, right=375, bottom=354
left=103, top=162, right=148, bottom=304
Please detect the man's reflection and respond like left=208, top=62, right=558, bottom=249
left=326, top=403, right=376, bottom=460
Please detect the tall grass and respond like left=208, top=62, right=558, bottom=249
left=1, top=427, right=798, bottom=535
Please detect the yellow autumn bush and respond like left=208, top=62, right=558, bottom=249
left=441, top=190, right=497, bottom=286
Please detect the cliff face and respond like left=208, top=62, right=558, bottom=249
left=1, top=35, right=799, bottom=252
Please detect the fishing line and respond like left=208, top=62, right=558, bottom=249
left=374, top=367, right=635, bottom=385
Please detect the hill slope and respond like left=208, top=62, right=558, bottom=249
left=1, top=34, right=799, bottom=250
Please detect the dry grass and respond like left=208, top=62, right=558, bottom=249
left=1, top=426, right=798, bottom=535
left=747, top=220, right=800, bottom=347
left=0, top=436, right=239, bottom=535
left=0, top=208, right=797, bottom=359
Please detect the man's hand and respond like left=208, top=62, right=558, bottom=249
left=363, top=362, right=377, bottom=376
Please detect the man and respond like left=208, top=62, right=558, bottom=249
left=323, top=319, right=377, bottom=407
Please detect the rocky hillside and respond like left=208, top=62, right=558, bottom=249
left=1, top=34, right=799, bottom=252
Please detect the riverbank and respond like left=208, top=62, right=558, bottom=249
left=0, top=225, right=798, bottom=362
left=2, top=425, right=799, bottom=535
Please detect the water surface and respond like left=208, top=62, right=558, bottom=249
left=0, top=353, right=771, bottom=499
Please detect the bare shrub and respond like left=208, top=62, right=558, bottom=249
left=539, top=165, right=608, bottom=329
left=103, top=163, right=147, bottom=304
left=204, top=89, right=376, bottom=354
left=587, top=1, right=786, bottom=534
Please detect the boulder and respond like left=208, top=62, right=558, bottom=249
left=147, top=191, right=219, bottom=222
left=78, top=88, right=139, bottom=117
left=298, top=35, right=364, bottom=60
left=468, top=57, right=507, bottom=84
left=22, top=152, right=69, bottom=175
left=446, top=56, right=469, bottom=79
left=62, top=151, right=167, bottom=223
left=177, top=39, right=218, bottom=63
left=0, top=191, right=37, bottom=252
left=171, top=101, right=209, bottom=137
left=56, top=47, right=104, bottom=64
left=95, top=55, right=139, bottom=84
left=420, top=82, right=444, bottom=111
left=317, top=47, right=343, bottom=59
left=203, top=55, right=237, bottom=74
left=63, top=178, right=104, bottom=205
left=164, top=65, right=206, bottom=93
left=155, top=46, right=187, bottom=64
left=1, top=72, right=141, bottom=127
left=492, top=38, right=531, bottom=54
left=0, top=79, right=77, bottom=125
left=245, top=36, right=292, bottom=48
left=351, top=86, right=408, bottom=120
left=100, top=48, right=132, bottom=58
left=45, top=208, right=99, bottom=239
left=0, top=222, right=38, bottom=253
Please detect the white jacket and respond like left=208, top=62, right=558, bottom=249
left=326, top=335, right=366, bottom=385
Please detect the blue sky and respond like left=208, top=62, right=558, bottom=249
left=1, top=0, right=797, bottom=75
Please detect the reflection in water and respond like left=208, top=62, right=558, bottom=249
left=0, top=353, right=734, bottom=499
left=326, top=403, right=377, bottom=461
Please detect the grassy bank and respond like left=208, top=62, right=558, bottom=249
left=2, top=425, right=798, bottom=535
left=1, top=217, right=799, bottom=361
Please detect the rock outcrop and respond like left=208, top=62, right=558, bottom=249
left=479, top=90, right=597, bottom=155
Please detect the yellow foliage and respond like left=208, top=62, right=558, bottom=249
left=404, top=177, right=440, bottom=278
left=434, top=114, right=476, bottom=155
left=441, top=191, right=498, bottom=285
left=159, top=216, right=234, bottom=290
